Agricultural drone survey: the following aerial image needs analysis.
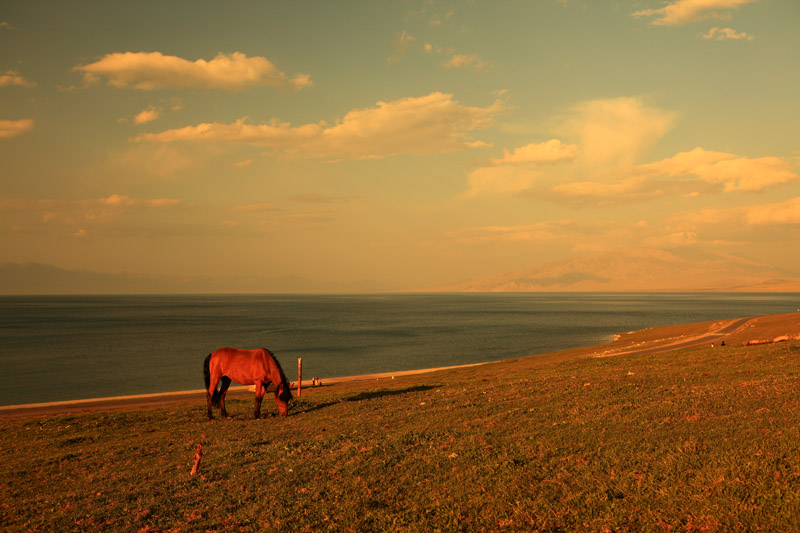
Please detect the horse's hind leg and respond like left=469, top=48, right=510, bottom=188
left=254, top=382, right=265, bottom=419
left=219, top=377, right=232, bottom=419
left=207, top=378, right=218, bottom=420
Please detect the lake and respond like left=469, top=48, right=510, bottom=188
left=1, top=292, right=798, bottom=406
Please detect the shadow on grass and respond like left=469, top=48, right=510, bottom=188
left=343, top=384, right=438, bottom=402
left=292, top=384, right=439, bottom=416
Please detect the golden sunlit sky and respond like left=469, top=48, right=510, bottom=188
left=1, top=0, right=799, bottom=291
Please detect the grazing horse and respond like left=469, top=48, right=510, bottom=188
left=203, top=347, right=292, bottom=419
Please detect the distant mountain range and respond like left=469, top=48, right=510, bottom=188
left=424, top=248, right=800, bottom=293
left=0, top=262, right=386, bottom=294
left=3, top=248, right=800, bottom=294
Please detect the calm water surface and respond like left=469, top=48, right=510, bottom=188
left=1, top=293, right=798, bottom=406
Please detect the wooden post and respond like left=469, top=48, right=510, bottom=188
left=190, top=444, right=203, bottom=476
left=297, top=357, right=302, bottom=398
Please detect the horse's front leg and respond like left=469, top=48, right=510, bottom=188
left=254, top=382, right=265, bottom=419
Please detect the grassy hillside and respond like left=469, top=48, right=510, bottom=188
left=2, top=314, right=800, bottom=531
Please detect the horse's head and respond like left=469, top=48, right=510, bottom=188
left=265, top=349, right=292, bottom=416
left=275, top=380, right=293, bottom=416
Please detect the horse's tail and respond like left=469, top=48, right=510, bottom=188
left=204, top=353, right=221, bottom=408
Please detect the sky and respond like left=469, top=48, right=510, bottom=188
left=1, top=0, right=799, bottom=291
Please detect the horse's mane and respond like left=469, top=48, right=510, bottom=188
left=264, top=348, right=292, bottom=399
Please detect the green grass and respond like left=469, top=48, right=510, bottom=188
left=3, top=340, right=800, bottom=531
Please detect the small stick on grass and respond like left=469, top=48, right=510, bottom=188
left=190, top=444, right=203, bottom=476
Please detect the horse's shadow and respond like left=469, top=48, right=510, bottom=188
left=295, top=384, right=438, bottom=415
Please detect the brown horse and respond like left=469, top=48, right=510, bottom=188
left=203, top=347, right=292, bottom=419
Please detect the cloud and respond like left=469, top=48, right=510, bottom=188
left=226, top=202, right=339, bottom=230
left=135, top=92, right=505, bottom=159
left=100, top=194, right=181, bottom=208
left=643, top=231, right=699, bottom=248
left=742, top=197, right=800, bottom=226
left=408, top=6, right=455, bottom=27
left=133, top=107, right=160, bottom=124
left=464, top=97, right=675, bottom=199
left=549, top=176, right=660, bottom=204
left=702, top=27, right=754, bottom=40
left=232, top=159, right=253, bottom=168
left=466, top=166, right=540, bottom=197
left=232, top=202, right=278, bottom=213
left=0, top=118, right=34, bottom=139
left=445, top=220, right=573, bottom=244
left=633, top=0, right=758, bottom=26
left=74, top=51, right=312, bottom=91
left=490, top=139, right=578, bottom=165
left=662, top=197, right=800, bottom=249
left=0, top=70, right=36, bottom=88
left=425, top=43, right=491, bottom=71
left=442, top=53, right=490, bottom=71
left=389, top=30, right=415, bottom=63
left=466, top=139, right=578, bottom=197
left=566, top=97, right=676, bottom=169
left=638, top=147, right=798, bottom=191
left=0, top=195, right=182, bottom=237
left=464, top=95, right=796, bottom=206
left=545, top=147, right=798, bottom=205
left=289, top=193, right=359, bottom=204
left=0, top=22, right=11, bottom=29
left=115, top=144, right=197, bottom=178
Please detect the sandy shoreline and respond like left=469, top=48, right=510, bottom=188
left=0, top=363, right=487, bottom=417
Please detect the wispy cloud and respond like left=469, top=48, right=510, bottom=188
left=425, top=43, right=492, bottom=71
left=389, top=30, right=415, bottom=63
left=231, top=202, right=278, bottom=213
left=1, top=194, right=182, bottom=238
left=658, top=197, right=800, bottom=249
left=702, top=27, right=754, bottom=40
left=466, top=140, right=578, bottom=197
left=566, top=97, right=676, bottom=170
left=133, top=107, right=160, bottom=125
left=633, top=0, right=758, bottom=26
left=226, top=202, right=339, bottom=230
left=638, top=147, right=798, bottom=192
left=490, top=139, right=578, bottom=165
left=407, top=7, right=455, bottom=27
left=446, top=220, right=574, bottom=244
left=101, top=194, right=180, bottom=208
left=466, top=96, right=796, bottom=205
left=467, top=165, right=541, bottom=197
left=548, top=176, right=664, bottom=206
left=0, top=118, right=34, bottom=139
left=546, top=148, right=798, bottom=205
left=466, top=97, right=675, bottom=198
left=74, top=51, right=312, bottom=91
left=0, top=70, right=36, bottom=88
left=135, top=92, right=505, bottom=159
left=289, top=193, right=359, bottom=204
left=743, top=197, right=800, bottom=226
left=442, top=53, right=491, bottom=71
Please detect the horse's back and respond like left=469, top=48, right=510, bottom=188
left=209, top=347, right=270, bottom=383
left=212, top=346, right=262, bottom=359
